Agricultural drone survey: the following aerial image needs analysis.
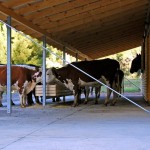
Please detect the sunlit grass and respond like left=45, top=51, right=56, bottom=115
left=123, top=78, right=141, bottom=92
left=99, top=78, right=141, bottom=93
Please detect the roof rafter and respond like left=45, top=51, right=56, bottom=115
left=0, top=0, right=149, bottom=59
left=0, top=2, right=91, bottom=60
left=55, top=4, right=146, bottom=38
left=45, top=0, right=146, bottom=33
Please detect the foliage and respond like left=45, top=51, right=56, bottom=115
left=46, top=45, right=63, bottom=67
left=0, top=23, right=7, bottom=63
left=0, top=23, right=61, bottom=66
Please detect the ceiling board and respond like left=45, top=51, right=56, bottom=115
left=0, top=0, right=149, bottom=60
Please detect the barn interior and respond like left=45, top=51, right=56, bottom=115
left=1, top=0, right=150, bottom=113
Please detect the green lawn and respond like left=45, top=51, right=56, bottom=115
left=123, top=78, right=141, bottom=92
left=100, top=78, right=141, bottom=93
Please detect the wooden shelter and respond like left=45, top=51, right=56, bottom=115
left=0, top=0, right=150, bottom=103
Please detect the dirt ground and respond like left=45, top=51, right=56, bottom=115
left=0, top=92, right=150, bottom=150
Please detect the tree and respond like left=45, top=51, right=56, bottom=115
left=12, top=33, right=33, bottom=64
left=0, top=23, right=7, bottom=63
left=0, top=23, right=52, bottom=66
left=0, top=23, right=75, bottom=67
left=45, top=45, right=64, bottom=67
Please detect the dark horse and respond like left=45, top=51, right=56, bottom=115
left=130, top=54, right=141, bottom=73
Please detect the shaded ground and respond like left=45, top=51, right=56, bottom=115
left=0, top=92, right=150, bottom=150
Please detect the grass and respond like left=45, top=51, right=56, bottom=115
left=123, top=78, right=141, bottom=92
left=100, top=78, right=141, bottom=93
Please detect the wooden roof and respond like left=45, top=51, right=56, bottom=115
left=0, top=0, right=149, bottom=60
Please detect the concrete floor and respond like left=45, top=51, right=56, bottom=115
left=0, top=93, right=150, bottom=150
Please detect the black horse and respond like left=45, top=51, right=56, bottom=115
left=130, top=54, right=141, bottom=73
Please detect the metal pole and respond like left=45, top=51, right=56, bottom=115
left=76, top=53, right=78, bottom=62
left=42, top=36, right=46, bottom=106
left=63, top=46, right=66, bottom=102
left=63, top=46, right=66, bottom=66
left=6, top=16, right=12, bottom=114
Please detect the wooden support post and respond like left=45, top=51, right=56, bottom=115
left=6, top=16, right=12, bottom=114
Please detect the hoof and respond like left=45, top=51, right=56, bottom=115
left=84, top=101, right=88, bottom=104
left=104, top=102, right=109, bottom=106
left=72, top=103, right=79, bottom=107
left=27, top=103, right=34, bottom=107
left=104, top=100, right=111, bottom=106
left=110, top=103, right=116, bottom=106
left=28, top=102, right=35, bottom=106
left=111, top=100, right=117, bottom=106
left=20, top=104, right=26, bottom=108
left=36, top=102, right=42, bottom=105
left=95, top=101, right=98, bottom=105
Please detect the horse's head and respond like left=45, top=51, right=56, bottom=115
left=130, top=54, right=141, bottom=73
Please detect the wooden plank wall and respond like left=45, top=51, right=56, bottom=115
left=142, top=34, right=150, bottom=102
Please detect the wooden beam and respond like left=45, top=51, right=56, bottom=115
left=43, top=0, right=147, bottom=32
left=25, top=0, right=103, bottom=20
left=1, top=0, right=34, bottom=8
left=15, top=0, right=69, bottom=15
left=75, top=28, right=143, bottom=51
left=0, top=3, right=91, bottom=60
left=65, top=19, right=144, bottom=45
left=32, top=0, right=144, bottom=24
left=88, top=42, right=141, bottom=59
left=0, top=12, right=7, bottom=21
left=32, top=0, right=119, bottom=24
left=0, top=3, right=49, bottom=36
left=59, top=15, right=145, bottom=44
left=83, top=36, right=141, bottom=55
left=56, top=5, right=146, bottom=38
left=92, top=43, right=140, bottom=58
left=76, top=30, right=142, bottom=48
left=85, top=42, right=141, bottom=59
left=78, top=34, right=142, bottom=57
